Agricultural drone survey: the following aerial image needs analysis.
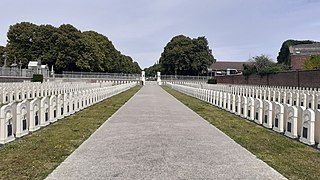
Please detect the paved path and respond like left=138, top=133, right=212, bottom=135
left=46, top=85, right=286, bottom=179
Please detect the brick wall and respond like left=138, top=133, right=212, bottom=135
left=299, top=70, right=320, bottom=88
left=247, top=75, right=268, bottom=85
left=291, top=55, right=310, bottom=70
left=233, top=75, right=247, bottom=84
left=268, top=71, right=299, bottom=87
left=216, top=70, right=320, bottom=88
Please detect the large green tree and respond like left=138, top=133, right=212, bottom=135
left=81, top=31, right=113, bottom=72
left=4, top=22, right=141, bottom=73
left=303, top=55, right=320, bottom=70
left=54, top=24, right=83, bottom=72
left=6, top=22, right=38, bottom=67
left=277, top=39, right=316, bottom=66
left=159, top=35, right=215, bottom=75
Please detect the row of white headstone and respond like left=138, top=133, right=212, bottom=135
left=166, top=82, right=320, bottom=148
left=0, top=81, right=137, bottom=144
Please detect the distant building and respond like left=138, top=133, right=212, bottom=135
left=28, top=61, right=41, bottom=72
left=28, top=60, right=49, bottom=76
left=208, top=61, right=249, bottom=76
left=289, top=43, right=320, bottom=70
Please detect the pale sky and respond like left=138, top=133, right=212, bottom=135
left=0, top=0, right=319, bottom=68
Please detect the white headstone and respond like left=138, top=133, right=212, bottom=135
left=285, top=106, right=298, bottom=139
left=273, top=103, right=284, bottom=133
left=15, top=100, right=29, bottom=138
left=254, top=98, right=263, bottom=124
left=299, top=109, right=315, bottom=145
left=29, top=98, right=41, bottom=132
left=240, top=96, right=248, bottom=118
left=0, top=103, right=16, bottom=144
left=263, top=100, right=273, bottom=128
left=247, top=97, right=254, bottom=121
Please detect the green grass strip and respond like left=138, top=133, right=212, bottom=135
left=0, top=85, right=142, bottom=180
left=162, top=85, right=320, bottom=180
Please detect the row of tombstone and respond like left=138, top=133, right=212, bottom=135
left=0, top=81, right=137, bottom=144
left=0, top=81, right=114, bottom=105
left=167, top=82, right=320, bottom=148
left=181, top=83, right=320, bottom=112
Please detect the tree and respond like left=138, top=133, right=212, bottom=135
left=144, top=63, right=161, bottom=77
left=243, top=55, right=289, bottom=76
left=0, top=45, right=4, bottom=66
left=242, top=63, right=257, bottom=76
left=81, top=31, right=117, bottom=72
left=32, top=24, right=59, bottom=69
left=303, top=55, right=320, bottom=70
left=159, top=35, right=215, bottom=75
left=80, top=31, right=141, bottom=73
left=54, top=24, right=84, bottom=72
left=131, top=61, right=142, bottom=74
left=277, top=39, right=316, bottom=65
left=77, top=31, right=105, bottom=72
left=4, top=22, right=141, bottom=73
left=6, top=22, right=39, bottom=67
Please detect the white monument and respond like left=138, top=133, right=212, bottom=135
left=157, top=72, right=162, bottom=85
left=141, top=71, right=146, bottom=85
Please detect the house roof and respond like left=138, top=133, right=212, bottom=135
left=209, top=61, right=249, bottom=71
left=289, top=43, right=320, bottom=55
left=28, top=61, right=39, bottom=67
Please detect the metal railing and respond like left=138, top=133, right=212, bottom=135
left=55, top=71, right=141, bottom=80
left=0, top=67, right=213, bottom=83
left=161, top=75, right=210, bottom=81
left=0, top=67, right=49, bottom=78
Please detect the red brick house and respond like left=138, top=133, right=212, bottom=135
left=289, top=43, right=320, bottom=70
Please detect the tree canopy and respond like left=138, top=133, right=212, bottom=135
left=0, top=45, right=4, bottom=66
left=3, top=22, right=141, bottom=73
left=303, top=55, right=320, bottom=70
left=243, top=55, right=289, bottom=76
left=144, top=63, right=161, bottom=77
left=277, top=39, right=316, bottom=66
left=159, top=35, right=215, bottom=75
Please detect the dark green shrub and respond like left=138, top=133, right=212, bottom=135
left=207, top=78, right=217, bottom=84
left=32, top=74, right=43, bottom=83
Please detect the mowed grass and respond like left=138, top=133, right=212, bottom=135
left=0, top=85, right=141, bottom=180
left=162, top=86, right=320, bottom=180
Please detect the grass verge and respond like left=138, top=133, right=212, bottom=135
left=0, top=85, right=141, bottom=180
left=162, top=85, right=320, bottom=180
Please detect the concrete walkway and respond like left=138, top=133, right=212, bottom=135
left=46, top=85, right=286, bottom=179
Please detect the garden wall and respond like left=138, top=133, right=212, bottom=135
left=216, top=70, right=320, bottom=88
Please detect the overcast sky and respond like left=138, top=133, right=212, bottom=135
left=0, top=0, right=320, bottom=68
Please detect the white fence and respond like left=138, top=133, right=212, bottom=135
left=0, top=81, right=137, bottom=144
left=166, top=82, right=320, bottom=148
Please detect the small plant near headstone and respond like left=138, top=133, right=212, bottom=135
left=32, top=74, right=43, bottom=83
left=207, top=78, right=217, bottom=84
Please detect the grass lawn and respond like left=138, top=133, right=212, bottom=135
left=162, top=86, right=320, bottom=180
left=0, top=85, right=141, bottom=180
